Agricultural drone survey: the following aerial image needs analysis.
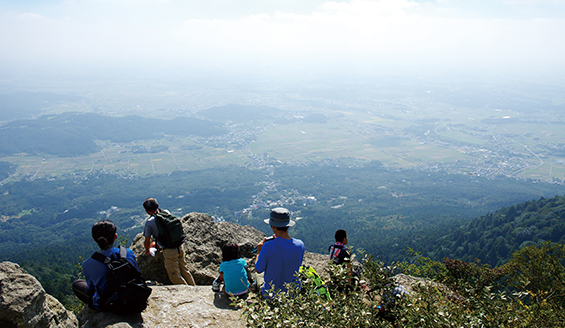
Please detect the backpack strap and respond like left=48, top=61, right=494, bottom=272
left=91, top=251, right=111, bottom=264
left=91, top=247, right=127, bottom=264
left=329, top=243, right=344, bottom=259
left=153, top=213, right=166, bottom=246
left=118, top=245, right=127, bottom=259
left=328, top=243, right=345, bottom=251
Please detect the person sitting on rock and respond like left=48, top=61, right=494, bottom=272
left=328, top=229, right=369, bottom=293
left=142, top=197, right=195, bottom=285
left=71, top=220, right=140, bottom=310
left=329, top=229, right=350, bottom=265
left=255, top=207, right=305, bottom=298
left=212, top=242, right=255, bottom=297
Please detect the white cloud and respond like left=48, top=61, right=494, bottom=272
left=166, top=0, right=565, bottom=70
left=17, top=13, right=46, bottom=20
left=1, top=0, right=564, bottom=76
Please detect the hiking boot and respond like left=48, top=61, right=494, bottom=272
left=212, top=279, right=221, bottom=292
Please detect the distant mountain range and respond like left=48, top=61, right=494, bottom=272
left=0, top=92, right=82, bottom=121
left=0, top=112, right=226, bottom=157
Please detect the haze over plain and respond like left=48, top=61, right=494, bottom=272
left=1, top=0, right=565, bottom=182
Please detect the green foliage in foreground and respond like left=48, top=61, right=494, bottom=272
left=235, top=242, right=565, bottom=328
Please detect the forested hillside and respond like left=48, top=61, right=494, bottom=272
left=419, top=194, right=565, bottom=267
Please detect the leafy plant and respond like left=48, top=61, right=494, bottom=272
left=233, top=259, right=396, bottom=328
left=236, top=244, right=565, bottom=328
left=502, top=241, right=565, bottom=327
left=440, top=258, right=505, bottom=297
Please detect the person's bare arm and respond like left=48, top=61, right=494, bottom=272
left=255, top=238, right=266, bottom=263
left=144, top=237, right=151, bottom=255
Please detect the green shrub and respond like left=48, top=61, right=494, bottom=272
left=236, top=244, right=565, bottom=328
left=502, top=241, right=565, bottom=327
left=234, top=255, right=396, bottom=328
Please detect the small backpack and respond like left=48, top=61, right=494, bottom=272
left=91, top=246, right=152, bottom=314
left=299, top=265, right=331, bottom=301
left=154, top=211, right=185, bottom=249
left=328, top=243, right=347, bottom=265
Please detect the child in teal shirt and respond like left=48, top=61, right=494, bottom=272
left=213, top=243, right=253, bottom=296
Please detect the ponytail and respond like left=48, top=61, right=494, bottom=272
left=92, top=220, right=117, bottom=250
left=96, top=236, right=110, bottom=249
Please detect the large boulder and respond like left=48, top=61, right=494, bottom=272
left=77, top=285, right=244, bottom=328
left=0, top=261, right=78, bottom=328
left=82, top=214, right=330, bottom=328
left=132, top=212, right=329, bottom=285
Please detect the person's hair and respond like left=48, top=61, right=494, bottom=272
left=92, top=220, right=117, bottom=250
left=335, top=229, right=347, bottom=242
left=222, top=243, right=241, bottom=262
left=273, top=226, right=289, bottom=232
left=143, top=197, right=159, bottom=212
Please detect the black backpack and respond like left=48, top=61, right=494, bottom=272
left=91, top=246, right=152, bottom=314
left=154, top=211, right=185, bottom=249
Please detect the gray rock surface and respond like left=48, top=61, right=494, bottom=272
left=0, top=261, right=78, bottom=328
left=77, top=285, right=244, bottom=328
left=393, top=273, right=428, bottom=293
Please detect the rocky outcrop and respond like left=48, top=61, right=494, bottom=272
left=393, top=273, right=428, bottom=293
left=131, top=212, right=329, bottom=285
left=78, top=212, right=329, bottom=327
left=77, top=285, right=244, bottom=328
left=0, top=212, right=349, bottom=328
left=0, top=261, right=78, bottom=328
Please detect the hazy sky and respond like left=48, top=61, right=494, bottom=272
left=1, top=0, right=565, bottom=79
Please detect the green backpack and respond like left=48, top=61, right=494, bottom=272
left=154, top=211, right=185, bottom=249
left=300, top=265, right=331, bottom=301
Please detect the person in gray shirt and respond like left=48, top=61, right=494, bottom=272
left=143, top=197, right=195, bottom=285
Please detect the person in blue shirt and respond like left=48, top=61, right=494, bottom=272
left=255, top=207, right=305, bottom=298
left=212, top=242, right=253, bottom=297
left=72, top=220, right=139, bottom=310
